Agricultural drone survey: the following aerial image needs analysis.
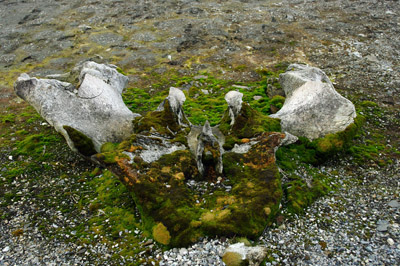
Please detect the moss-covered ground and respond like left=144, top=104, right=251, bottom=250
left=1, top=56, right=398, bottom=262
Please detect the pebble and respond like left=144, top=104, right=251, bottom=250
left=387, top=238, right=395, bottom=246
left=388, top=200, right=400, bottom=208
left=377, top=224, right=389, bottom=232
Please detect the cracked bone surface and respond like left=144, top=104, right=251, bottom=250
left=14, top=61, right=140, bottom=154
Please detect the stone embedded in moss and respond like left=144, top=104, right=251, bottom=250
left=63, top=126, right=96, bottom=156
left=223, top=242, right=269, bottom=266
left=276, top=114, right=365, bottom=167
left=271, top=64, right=357, bottom=140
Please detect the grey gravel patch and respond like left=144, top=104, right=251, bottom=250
left=89, top=33, right=124, bottom=46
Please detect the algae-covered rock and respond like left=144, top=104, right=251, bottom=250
left=14, top=61, right=140, bottom=154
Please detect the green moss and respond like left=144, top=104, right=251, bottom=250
left=63, top=126, right=96, bottom=156
left=116, top=67, right=127, bottom=76
left=69, top=169, right=152, bottom=264
left=270, top=95, right=285, bottom=110
left=223, top=135, right=239, bottom=150
left=314, top=115, right=365, bottom=158
left=235, top=237, right=252, bottom=246
left=100, top=132, right=283, bottom=247
left=101, top=142, right=119, bottom=153
left=276, top=116, right=365, bottom=215
left=283, top=173, right=332, bottom=214
left=123, top=87, right=166, bottom=115
left=14, top=133, right=59, bottom=160
left=276, top=115, right=365, bottom=167
left=1, top=113, right=16, bottom=123
left=360, top=100, right=378, bottom=108
left=219, top=102, right=281, bottom=140
left=134, top=99, right=187, bottom=137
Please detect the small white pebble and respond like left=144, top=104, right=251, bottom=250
left=387, top=238, right=395, bottom=246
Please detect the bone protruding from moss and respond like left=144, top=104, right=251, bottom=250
left=225, top=91, right=243, bottom=125
left=157, top=87, right=189, bottom=127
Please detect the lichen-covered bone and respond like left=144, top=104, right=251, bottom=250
left=14, top=61, right=140, bottom=154
left=224, top=91, right=243, bottom=125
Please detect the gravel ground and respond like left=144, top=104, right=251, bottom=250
left=1, top=0, right=399, bottom=265
left=158, top=158, right=400, bottom=265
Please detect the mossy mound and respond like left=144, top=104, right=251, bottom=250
left=219, top=102, right=281, bottom=150
left=276, top=114, right=365, bottom=167
left=134, top=99, right=188, bottom=137
left=94, top=77, right=363, bottom=246
left=94, top=97, right=286, bottom=247
left=98, top=132, right=284, bottom=247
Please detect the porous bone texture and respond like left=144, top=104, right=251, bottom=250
left=14, top=61, right=140, bottom=153
left=270, top=64, right=356, bottom=140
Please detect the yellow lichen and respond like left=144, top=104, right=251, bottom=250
left=216, top=209, right=231, bottom=220
left=161, top=166, right=171, bottom=173
left=173, top=172, right=185, bottom=181
left=201, top=212, right=215, bottom=223
left=264, top=207, right=271, bottom=215
left=222, top=252, right=243, bottom=266
left=190, top=220, right=202, bottom=228
left=152, top=222, right=171, bottom=245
